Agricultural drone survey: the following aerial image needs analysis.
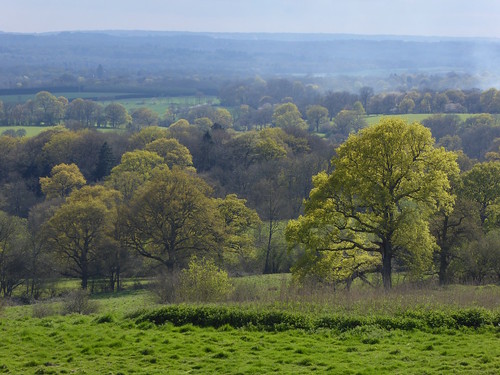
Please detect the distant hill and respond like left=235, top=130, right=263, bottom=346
left=0, top=31, right=499, bottom=90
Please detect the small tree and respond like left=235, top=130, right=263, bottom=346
left=179, top=257, right=233, bottom=302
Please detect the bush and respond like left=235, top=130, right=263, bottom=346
left=32, top=302, right=58, bottom=318
left=62, top=290, right=99, bottom=315
left=178, top=257, right=233, bottom=303
left=94, top=313, right=115, bottom=324
left=152, top=272, right=180, bottom=303
left=136, top=305, right=313, bottom=331
left=136, top=305, right=500, bottom=332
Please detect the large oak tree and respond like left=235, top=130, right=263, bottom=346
left=119, top=168, right=223, bottom=272
left=286, top=118, right=459, bottom=289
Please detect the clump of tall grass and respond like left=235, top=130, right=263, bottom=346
left=32, top=302, right=58, bottom=318
left=228, top=275, right=500, bottom=316
left=62, top=290, right=99, bottom=315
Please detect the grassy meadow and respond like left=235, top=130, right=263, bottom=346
left=1, top=276, right=499, bottom=374
left=0, top=125, right=57, bottom=137
left=98, top=96, right=219, bottom=116
left=0, top=92, right=131, bottom=104
left=364, top=113, right=500, bottom=126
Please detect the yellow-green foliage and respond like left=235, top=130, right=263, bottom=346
left=145, top=137, right=195, bottom=170
left=287, top=118, right=459, bottom=286
left=106, top=149, right=167, bottom=200
left=179, top=257, right=233, bottom=302
left=40, top=163, right=86, bottom=199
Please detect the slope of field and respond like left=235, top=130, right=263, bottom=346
left=1, top=284, right=499, bottom=374
left=1, top=312, right=499, bottom=374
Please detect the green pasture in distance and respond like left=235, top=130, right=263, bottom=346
left=364, top=114, right=432, bottom=125
left=364, top=113, right=500, bottom=125
left=0, top=92, right=219, bottom=115
left=0, top=125, right=55, bottom=137
left=0, top=92, right=130, bottom=103
left=99, top=96, right=220, bottom=115
left=0, top=125, right=124, bottom=138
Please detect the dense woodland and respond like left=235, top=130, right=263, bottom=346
left=1, top=75, right=500, bottom=298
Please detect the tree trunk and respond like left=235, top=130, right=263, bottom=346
left=166, top=258, right=175, bottom=274
left=264, top=218, right=273, bottom=274
left=438, top=215, right=450, bottom=286
left=81, top=253, right=88, bottom=290
left=438, top=247, right=450, bottom=286
left=116, top=265, right=121, bottom=292
left=109, top=272, right=115, bottom=292
left=381, top=241, right=392, bottom=290
left=81, top=272, right=88, bottom=290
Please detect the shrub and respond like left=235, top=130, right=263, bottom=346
left=94, top=313, right=115, bottom=324
left=136, top=305, right=314, bottom=331
left=152, top=271, right=180, bottom=303
left=62, top=290, right=99, bottom=315
left=178, top=257, right=233, bottom=303
left=32, top=303, right=58, bottom=318
left=451, top=308, right=492, bottom=328
left=136, top=305, right=500, bottom=332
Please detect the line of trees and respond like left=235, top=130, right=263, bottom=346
left=220, top=77, right=500, bottom=116
left=3, top=84, right=500, bottom=132
left=1, top=86, right=500, bottom=296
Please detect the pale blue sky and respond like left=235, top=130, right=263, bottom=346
left=2, top=0, right=500, bottom=38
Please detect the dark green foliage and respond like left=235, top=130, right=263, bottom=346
left=94, top=313, right=115, bottom=324
left=136, top=305, right=314, bottom=331
left=137, top=305, right=498, bottom=332
left=93, top=141, right=115, bottom=181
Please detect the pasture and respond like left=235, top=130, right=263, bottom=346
left=0, top=125, right=56, bottom=137
left=0, top=92, right=130, bottom=104
left=1, top=279, right=499, bottom=374
left=364, top=113, right=500, bottom=125
left=98, top=95, right=219, bottom=115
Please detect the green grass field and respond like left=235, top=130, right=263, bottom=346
left=1, top=280, right=500, bottom=374
left=0, top=125, right=125, bottom=137
left=0, top=125, right=56, bottom=137
left=99, top=96, right=219, bottom=116
left=0, top=92, right=131, bottom=104
left=0, top=92, right=219, bottom=115
left=364, top=113, right=500, bottom=125
left=1, top=311, right=499, bottom=374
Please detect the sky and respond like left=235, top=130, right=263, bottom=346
left=1, top=0, right=500, bottom=38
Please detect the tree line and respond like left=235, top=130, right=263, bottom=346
left=1, top=87, right=500, bottom=296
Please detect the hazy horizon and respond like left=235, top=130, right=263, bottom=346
left=2, top=0, right=500, bottom=39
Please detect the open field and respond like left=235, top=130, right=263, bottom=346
left=364, top=113, right=500, bottom=125
left=0, top=92, right=131, bottom=104
left=1, top=310, right=499, bottom=374
left=0, top=125, right=56, bottom=137
left=1, top=280, right=499, bottom=374
left=0, top=125, right=126, bottom=137
left=0, top=92, right=219, bottom=115
left=99, top=95, right=219, bottom=115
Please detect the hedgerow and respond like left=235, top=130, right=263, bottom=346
left=136, top=305, right=500, bottom=332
